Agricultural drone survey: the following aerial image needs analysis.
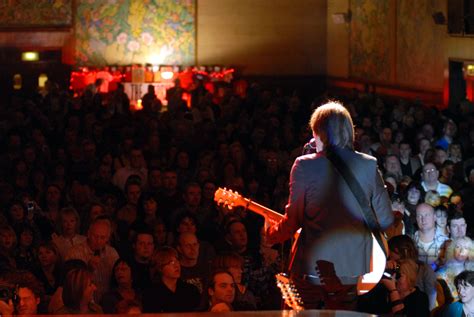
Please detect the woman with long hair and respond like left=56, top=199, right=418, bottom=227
left=55, top=267, right=103, bottom=314
left=101, top=258, right=141, bottom=313
left=437, top=237, right=474, bottom=300
left=32, top=241, right=62, bottom=306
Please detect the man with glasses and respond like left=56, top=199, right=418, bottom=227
left=421, top=162, right=453, bottom=199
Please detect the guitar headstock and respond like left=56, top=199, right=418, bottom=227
left=214, top=187, right=247, bottom=210
left=275, top=273, right=304, bottom=311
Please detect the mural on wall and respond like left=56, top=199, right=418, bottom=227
left=75, top=0, right=195, bottom=66
left=0, top=0, right=72, bottom=28
left=397, top=0, right=444, bottom=90
left=350, top=0, right=392, bottom=82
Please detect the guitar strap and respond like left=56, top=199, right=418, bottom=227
left=325, top=150, right=388, bottom=258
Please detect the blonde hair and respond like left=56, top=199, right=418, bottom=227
left=399, top=259, right=418, bottom=289
left=309, top=101, right=354, bottom=150
left=446, top=237, right=474, bottom=263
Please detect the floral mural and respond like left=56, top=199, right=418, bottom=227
left=0, top=0, right=72, bottom=27
left=350, top=0, right=392, bottom=82
left=397, top=0, right=444, bottom=90
left=75, top=0, right=195, bottom=66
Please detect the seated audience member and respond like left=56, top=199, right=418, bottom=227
left=399, top=140, right=421, bottom=178
left=174, top=212, right=216, bottom=263
left=387, top=234, right=437, bottom=310
left=443, top=270, right=474, bottom=317
left=437, top=237, right=474, bottom=300
left=177, top=232, right=213, bottom=294
left=31, top=241, right=62, bottom=302
left=128, top=229, right=154, bottom=291
left=402, top=181, right=424, bottom=236
left=449, top=213, right=468, bottom=240
left=142, top=246, right=200, bottom=313
left=130, top=191, right=161, bottom=232
left=14, top=224, right=38, bottom=271
left=207, top=270, right=236, bottom=312
left=380, top=259, right=430, bottom=316
left=112, top=147, right=148, bottom=191
left=65, top=216, right=119, bottom=303
left=0, top=225, right=17, bottom=270
left=101, top=258, right=141, bottom=314
left=47, top=259, right=88, bottom=313
left=51, top=207, right=86, bottom=260
left=152, top=218, right=172, bottom=247
left=384, top=154, right=403, bottom=183
left=169, top=182, right=210, bottom=229
left=438, top=213, right=468, bottom=268
left=0, top=271, right=45, bottom=316
left=116, top=179, right=142, bottom=228
left=435, top=206, right=450, bottom=237
left=421, top=163, right=453, bottom=202
left=414, top=203, right=449, bottom=270
left=212, top=253, right=257, bottom=310
left=55, top=267, right=103, bottom=314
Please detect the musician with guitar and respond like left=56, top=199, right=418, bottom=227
left=263, top=101, right=394, bottom=310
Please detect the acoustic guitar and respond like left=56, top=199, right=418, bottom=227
left=214, top=187, right=387, bottom=299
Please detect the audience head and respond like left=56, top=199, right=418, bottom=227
left=62, top=267, right=96, bottom=311
left=0, top=225, right=17, bottom=252
left=404, top=181, right=423, bottom=205
left=58, top=207, right=81, bottom=236
left=3, top=271, right=44, bottom=315
left=446, top=237, right=473, bottom=264
left=421, top=163, right=439, bottom=186
left=434, top=205, right=448, bottom=230
left=175, top=212, right=198, bottom=235
left=396, top=259, right=418, bottom=293
left=87, top=216, right=112, bottom=252
left=150, top=246, right=180, bottom=280
left=110, top=258, right=134, bottom=289
left=416, top=203, right=436, bottom=233
left=132, top=229, right=155, bottom=262
left=208, top=270, right=235, bottom=308
left=224, top=219, right=248, bottom=253
left=182, top=182, right=202, bottom=208
left=455, top=270, right=474, bottom=304
left=212, top=253, right=244, bottom=284
left=449, top=213, right=467, bottom=240
left=388, top=235, right=418, bottom=262
left=37, top=241, right=61, bottom=269
left=176, top=232, right=200, bottom=263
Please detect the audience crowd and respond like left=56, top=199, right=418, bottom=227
left=0, top=77, right=474, bottom=316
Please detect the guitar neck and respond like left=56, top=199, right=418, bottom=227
left=245, top=199, right=285, bottom=222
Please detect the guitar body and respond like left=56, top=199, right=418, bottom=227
left=357, top=231, right=388, bottom=295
